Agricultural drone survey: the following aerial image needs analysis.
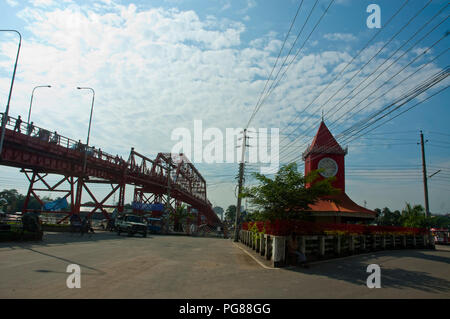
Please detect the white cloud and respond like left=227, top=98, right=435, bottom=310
left=6, top=0, right=19, bottom=7
left=29, top=0, right=55, bottom=7
left=324, top=32, right=357, bottom=42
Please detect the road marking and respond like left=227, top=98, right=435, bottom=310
left=232, top=242, right=279, bottom=270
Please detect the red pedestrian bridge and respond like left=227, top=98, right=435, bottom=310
left=0, top=115, right=221, bottom=226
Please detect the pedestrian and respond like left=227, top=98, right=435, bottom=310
left=27, top=122, right=34, bottom=136
left=51, top=131, right=59, bottom=144
left=14, top=115, right=22, bottom=133
left=98, top=148, right=102, bottom=159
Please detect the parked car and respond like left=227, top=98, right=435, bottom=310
left=116, top=214, right=147, bottom=237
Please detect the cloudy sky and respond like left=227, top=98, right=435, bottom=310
left=0, top=0, right=449, bottom=214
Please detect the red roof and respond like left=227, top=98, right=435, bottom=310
left=308, top=192, right=376, bottom=216
left=303, top=121, right=346, bottom=158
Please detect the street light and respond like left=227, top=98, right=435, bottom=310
left=0, top=29, right=22, bottom=159
left=76, top=87, right=95, bottom=175
left=27, top=85, right=51, bottom=124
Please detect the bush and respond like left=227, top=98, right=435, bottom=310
left=242, top=220, right=427, bottom=236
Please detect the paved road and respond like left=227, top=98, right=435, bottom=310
left=0, top=231, right=449, bottom=298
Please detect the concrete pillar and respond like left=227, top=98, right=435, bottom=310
left=271, top=236, right=286, bottom=267
left=265, top=235, right=272, bottom=260
left=260, top=233, right=266, bottom=256
left=256, top=233, right=261, bottom=253
left=300, top=236, right=306, bottom=255
left=361, top=235, right=366, bottom=251
left=349, top=236, right=355, bottom=253
left=335, top=235, right=341, bottom=255
left=319, top=236, right=325, bottom=257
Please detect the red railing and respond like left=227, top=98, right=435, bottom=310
left=2, top=113, right=126, bottom=166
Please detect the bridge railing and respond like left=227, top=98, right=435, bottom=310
left=1, top=113, right=126, bottom=167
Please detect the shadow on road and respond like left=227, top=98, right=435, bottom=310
left=0, top=231, right=154, bottom=249
left=286, top=249, right=450, bottom=293
left=24, top=247, right=106, bottom=275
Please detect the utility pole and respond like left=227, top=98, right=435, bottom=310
left=419, top=131, right=430, bottom=217
left=234, top=129, right=247, bottom=242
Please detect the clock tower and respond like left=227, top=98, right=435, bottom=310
left=303, top=120, right=347, bottom=191
left=300, top=120, right=375, bottom=223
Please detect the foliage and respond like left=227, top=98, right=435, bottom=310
left=242, top=220, right=427, bottom=236
left=374, top=203, right=448, bottom=229
left=225, top=205, right=236, bottom=222
left=240, top=163, right=338, bottom=221
left=0, top=189, right=66, bottom=212
left=400, top=203, right=431, bottom=228
left=374, top=207, right=402, bottom=226
left=171, top=204, right=189, bottom=231
left=429, top=214, right=450, bottom=228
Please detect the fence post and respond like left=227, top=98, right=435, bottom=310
left=392, top=235, right=396, bottom=248
left=256, top=233, right=260, bottom=253
left=260, top=233, right=266, bottom=256
left=300, top=236, right=306, bottom=255
left=349, top=235, right=355, bottom=253
left=382, top=235, right=386, bottom=249
left=319, top=236, right=325, bottom=257
left=403, top=235, right=407, bottom=248
left=413, top=235, right=416, bottom=247
left=361, top=235, right=366, bottom=251
left=272, top=236, right=286, bottom=267
left=265, top=235, right=271, bottom=260
left=335, top=235, right=341, bottom=255
left=373, top=235, right=377, bottom=250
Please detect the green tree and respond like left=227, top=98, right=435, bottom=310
left=429, top=214, right=450, bottom=228
left=375, top=207, right=402, bottom=226
left=401, top=203, right=430, bottom=228
left=241, top=163, right=338, bottom=221
left=0, top=189, right=47, bottom=212
left=225, top=205, right=236, bottom=222
left=171, top=204, right=189, bottom=232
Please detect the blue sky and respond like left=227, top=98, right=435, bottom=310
left=0, top=0, right=449, bottom=213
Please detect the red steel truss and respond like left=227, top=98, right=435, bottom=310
left=0, top=115, right=221, bottom=226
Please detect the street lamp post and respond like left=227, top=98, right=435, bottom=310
left=0, top=29, right=22, bottom=159
left=74, top=87, right=95, bottom=214
left=28, top=85, right=51, bottom=124
left=76, top=87, right=95, bottom=175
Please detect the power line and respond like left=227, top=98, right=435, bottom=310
left=246, top=0, right=308, bottom=128
left=246, top=0, right=335, bottom=129
left=278, top=7, right=449, bottom=162
left=277, top=0, right=411, bottom=148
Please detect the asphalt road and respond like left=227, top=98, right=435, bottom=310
left=0, top=231, right=449, bottom=298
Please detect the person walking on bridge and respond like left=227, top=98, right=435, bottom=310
left=14, top=115, right=22, bottom=133
left=27, top=122, right=34, bottom=136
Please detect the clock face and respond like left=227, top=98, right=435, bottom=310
left=317, top=157, right=338, bottom=178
